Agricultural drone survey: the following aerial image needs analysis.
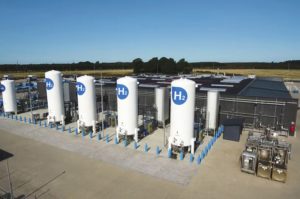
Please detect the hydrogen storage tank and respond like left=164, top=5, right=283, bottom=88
left=116, top=76, right=139, bottom=142
left=155, top=87, right=170, bottom=126
left=45, top=70, right=65, bottom=125
left=168, top=78, right=196, bottom=154
left=205, top=90, right=220, bottom=130
left=0, top=80, right=17, bottom=114
left=76, top=75, right=97, bottom=134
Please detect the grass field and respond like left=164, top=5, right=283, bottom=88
left=193, top=68, right=300, bottom=80
left=0, top=69, right=133, bottom=79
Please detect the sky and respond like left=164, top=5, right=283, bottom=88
left=0, top=0, right=299, bottom=64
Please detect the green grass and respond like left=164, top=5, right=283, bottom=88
left=0, top=69, right=133, bottom=79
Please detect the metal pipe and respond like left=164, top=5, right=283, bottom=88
left=100, top=73, right=105, bottom=138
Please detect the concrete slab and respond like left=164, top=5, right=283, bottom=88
left=0, top=117, right=199, bottom=186
left=1, top=110, right=300, bottom=199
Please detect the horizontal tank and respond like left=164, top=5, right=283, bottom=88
left=76, top=75, right=97, bottom=130
left=1, top=80, right=17, bottom=113
left=155, top=87, right=170, bottom=125
left=169, top=78, right=196, bottom=151
left=116, top=76, right=138, bottom=141
left=45, top=70, right=65, bottom=124
left=206, top=90, right=220, bottom=130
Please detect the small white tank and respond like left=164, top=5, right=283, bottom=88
left=169, top=78, right=196, bottom=154
left=1, top=80, right=17, bottom=113
left=155, top=87, right=170, bottom=125
left=206, top=90, right=220, bottom=130
left=45, top=70, right=65, bottom=125
left=76, top=75, right=97, bottom=133
left=116, top=76, right=138, bottom=142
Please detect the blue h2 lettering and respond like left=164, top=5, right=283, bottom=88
left=172, top=87, right=187, bottom=105
left=117, top=84, right=129, bottom=100
left=45, top=78, right=54, bottom=90
left=76, top=82, right=86, bottom=95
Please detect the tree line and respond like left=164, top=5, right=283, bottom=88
left=132, top=57, right=192, bottom=74
left=0, top=59, right=299, bottom=74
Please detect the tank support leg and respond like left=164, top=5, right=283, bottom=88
left=116, top=127, right=120, bottom=142
left=168, top=137, right=172, bottom=151
left=134, top=128, right=139, bottom=143
left=77, top=120, right=81, bottom=134
left=92, top=121, right=96, bottom=135
left=191, top=138, right=196, bottom=155
left=61, top=115, right=65, bottom=126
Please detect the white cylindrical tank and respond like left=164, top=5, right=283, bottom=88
left=1, top=80, right=17, bottom=113
left=76, top=75, right=97, bottom=128
left=45, top=70, right=65, bottom=124
left=206, top=90, right=220, bottom=130
left=169, top=78, right=196, bottom=149
left=116, top=76, right=138, bottom=140
left=155, top=87, right=170, bottom=125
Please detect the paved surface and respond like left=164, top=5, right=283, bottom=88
left=1, top=111, right=300, bottom=198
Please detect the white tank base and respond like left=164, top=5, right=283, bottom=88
left=47, top=114, right=65, bottom=126
left=77, top=120, right=97, bottom=135
left=168, top=137, right=196, bottom=155
left=116, top=126, right=139, bottom=143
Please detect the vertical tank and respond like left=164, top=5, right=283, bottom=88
left=116, top=76, right=138, bottom=141
left=76, top=75, right=97, bottom=133
left=155, top=87, right=170, bottom=126
left=0, top=80, right=17, bottom=113
left=206, top=90, right=220, bottom=130
left=169, top=78, right=196, bottom=153
left=45, top=70, right=65, bottom=125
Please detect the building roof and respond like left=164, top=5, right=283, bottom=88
left=239, top=78, right=292, bottom=99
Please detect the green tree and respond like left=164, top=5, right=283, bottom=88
left=132, top=58, right=144, bottom=73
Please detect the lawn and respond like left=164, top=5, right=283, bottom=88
left=0, top=69, right=133, bottom=79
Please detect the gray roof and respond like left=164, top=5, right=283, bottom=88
left=239, top=79, right=292, bottom=99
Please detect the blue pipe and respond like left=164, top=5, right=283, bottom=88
left=190, top=154, right=194, bottom=163
left=106, top=134, right=109, bottom=143
left=197, top=155, right=202, bottom=165
left=156, top=146, right=160, bottom=155
left=179, top=150, right=184, bottom=160
left=168, top=149, right=172, bottom=158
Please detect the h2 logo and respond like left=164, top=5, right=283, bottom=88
left=76, top=82, right=86, bottom=95
left=116, top=84, right=129, bottom=100
left=45, top=78, right=54, bottom=90
left=0, top=84, right=5, bottom=92
left=172, top=87, right=187, bottom=105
